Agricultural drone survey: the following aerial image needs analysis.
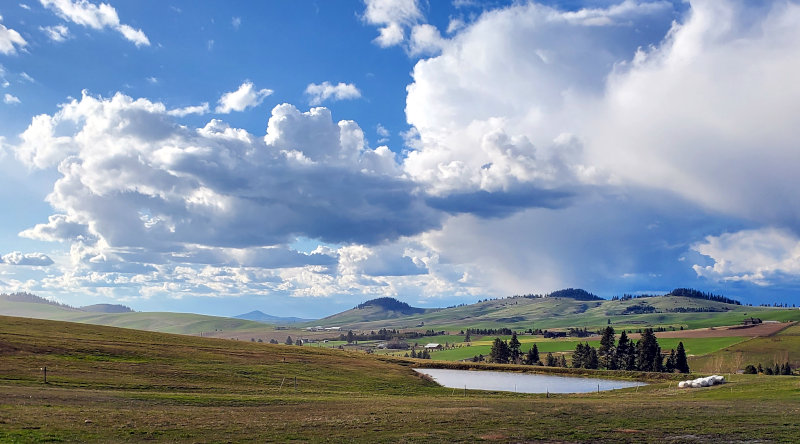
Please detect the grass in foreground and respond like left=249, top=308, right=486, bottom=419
left=2, top=315, right=800, bottom=443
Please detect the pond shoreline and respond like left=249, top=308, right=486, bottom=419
left=379, top=357, right=689, bottom=383
left=413, top=368, right=646, bottom=394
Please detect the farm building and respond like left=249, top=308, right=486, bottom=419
left=424, top=343, right=442, bottom=349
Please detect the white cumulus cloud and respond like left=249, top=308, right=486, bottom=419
left=409, top=24, right=445, bottom=56
left=215, top=81, right=272, bottom=113
left=693, top=228, right=800, bottom=286
left=305, top=81, right=361, bottom=106
left=15, top=91, right=439, bottom=254
left=40, top=0, right=150, bottom=47
left=363, top=0, right=422, bottom=47
left=0, top=17, right=27, bottom=54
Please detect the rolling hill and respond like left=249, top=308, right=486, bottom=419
left=306, top=290, right=800, bottom=331
left=0, top=293, right=268, bottom=335
left=4, top=289, right=799, bottom=338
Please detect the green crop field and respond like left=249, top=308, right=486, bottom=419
left=2, top=315, right=800, bottom=442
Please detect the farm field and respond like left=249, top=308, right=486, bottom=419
left=2, top=315, right=800, bottom=442
left=690, top=323, right=800, bottom=373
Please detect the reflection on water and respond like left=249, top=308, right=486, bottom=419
left=414, top=368, right=643, bottom=394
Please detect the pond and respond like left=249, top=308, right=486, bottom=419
left=414, top=368, right=644, bottom=394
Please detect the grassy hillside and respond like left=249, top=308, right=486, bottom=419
left=2, top=316, right=800, bottom=442
left=0, top=315, right=435, bottom=395
left=0, top=299, right=268, bottom=335
left=314, top=295, right=800, bottom=331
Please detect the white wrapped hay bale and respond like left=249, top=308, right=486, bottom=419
left=679, top=375, right=726, bottom=388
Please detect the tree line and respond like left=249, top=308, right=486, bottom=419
left=744, top=362, right=793, bottom=375
left=486, top=328, right=689, bottom=373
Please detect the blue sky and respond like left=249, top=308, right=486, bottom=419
left=1, top=0, right=799, bottom=318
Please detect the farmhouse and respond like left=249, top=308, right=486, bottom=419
left=424, top=343, right=442, bottom=350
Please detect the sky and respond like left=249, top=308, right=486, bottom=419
left=1, top=0, right=799, bottom=318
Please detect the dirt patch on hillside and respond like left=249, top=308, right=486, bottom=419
left=648, top=322, right=795, bottom=339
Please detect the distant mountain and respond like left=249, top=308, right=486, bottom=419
left=80, top=304, right=134, bottom=313
left=234, top=310, right=312, bottom=324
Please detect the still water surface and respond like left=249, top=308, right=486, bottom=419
left=414, top=368, right=643, bottom=394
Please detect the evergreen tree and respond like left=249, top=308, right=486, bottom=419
left=464, top=331, right=471, bottom=342
left=410, top=348, right=417, bottom=358
left=572, top=342, right=586, bottom=368
left=765, top=366, right=774, bottom=375
left=757, top=363, right=764, bottom=373
left=744, top=364, right=757, bottom=374
left=773, top=363, right=781, bottom=375
left=285, top=335, right=293, bottom=345
left=635, top=328, right=662, bottom=372
left=664, top=349, right=676, bottom=373
left=559, top=355, right=568, bottom=367
left=524, top=343, right=540, bottom=365
left=509, top=332, right=522, bottom=363
left=674, top=342, right=690, bottom=373
left=586, top=344, right=599, bottom=369
left=598, top=326, right=616, bottom=369
left=346, top=330, right=355, bottom=344
left=615, top=331, right=636, bottom=370
left=545, top=352, right=557, bottom=367
left=489, top=338, right=510, bottom=364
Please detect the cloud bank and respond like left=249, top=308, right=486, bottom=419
left=7, top=0, right=800, bottom=306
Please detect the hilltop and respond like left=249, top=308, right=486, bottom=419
left=312, top=297, right=428, bottom=327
